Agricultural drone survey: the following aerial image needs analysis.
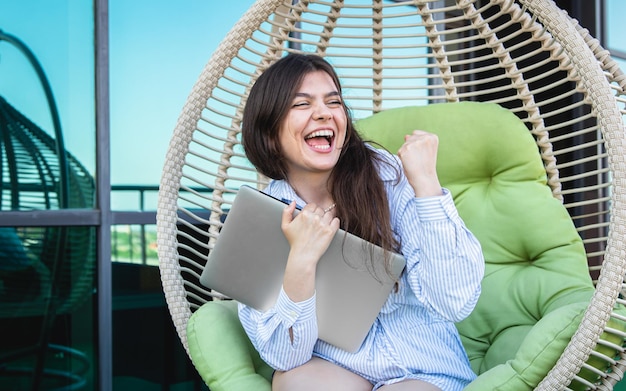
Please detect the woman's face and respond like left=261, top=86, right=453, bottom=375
left=278, top=70, right=347, bottom=180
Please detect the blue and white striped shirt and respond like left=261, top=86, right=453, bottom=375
left=238, top=148, right=484, bottom=390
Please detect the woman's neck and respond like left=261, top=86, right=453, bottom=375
left=287, top=173, right=334, bottom=209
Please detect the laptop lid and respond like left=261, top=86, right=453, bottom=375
left=199, top=185, right=405, bottom=353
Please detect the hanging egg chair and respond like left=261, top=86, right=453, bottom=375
left=157, top=1, right=626, bottom=390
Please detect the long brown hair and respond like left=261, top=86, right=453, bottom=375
left=242, top=53, right=399, bottom=257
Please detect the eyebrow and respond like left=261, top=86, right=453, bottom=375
left=294, top=91, right=341, bottom=98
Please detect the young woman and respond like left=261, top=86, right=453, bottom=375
left=239, top=53, right=484, bottom=391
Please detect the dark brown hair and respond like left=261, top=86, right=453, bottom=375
left=242, top=53, right=399, bottom=258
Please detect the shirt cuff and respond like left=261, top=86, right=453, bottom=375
left=412, top=188, right=460, bottom=222
left=275, top=287, right=316, bottom=327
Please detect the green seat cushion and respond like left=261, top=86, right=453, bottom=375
left=463, top=301, right=587, bottom=391
left=187, top=300, right=272, bottom=391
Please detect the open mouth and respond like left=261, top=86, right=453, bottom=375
left=304, top=130, right=335, bottom=150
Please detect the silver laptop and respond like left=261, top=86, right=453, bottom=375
left=199, top=185, right=405, bottom=353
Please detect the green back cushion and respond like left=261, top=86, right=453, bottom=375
left=356, top=102, right=597, bottom=389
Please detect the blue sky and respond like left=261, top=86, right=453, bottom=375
left=0, top=2, right=94, bottom=171
left=606, top=0, right=626, bottom=71
left=108, top=1, right=255, bottom=188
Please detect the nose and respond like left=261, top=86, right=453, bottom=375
left=313, top=104, right=332, bottom=120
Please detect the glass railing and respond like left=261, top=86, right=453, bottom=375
left=110, top=185, right=213, bottom=265
left=111, top=185, right=158, bottom=265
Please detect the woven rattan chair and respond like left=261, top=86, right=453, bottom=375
left=157, top=0, right=626, bottom=389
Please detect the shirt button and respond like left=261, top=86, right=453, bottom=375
left=289, top=310, right=297, bottom=319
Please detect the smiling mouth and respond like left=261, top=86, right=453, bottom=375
left=305, top=130, right=335, bottom=150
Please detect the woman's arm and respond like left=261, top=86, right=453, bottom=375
left=397, top=189, right=484, bottom=322
left=238, top=289, right=318, bottom=371
left=393, top=131, right=484, bottom=321
left=238, top=193, right=339, bottom=371
left=281, top=201, right=339, bottom=302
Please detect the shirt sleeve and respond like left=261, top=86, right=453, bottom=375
left=238, top=287, right=318, bottom=371
left=394, top=185, right=485, bottom=322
